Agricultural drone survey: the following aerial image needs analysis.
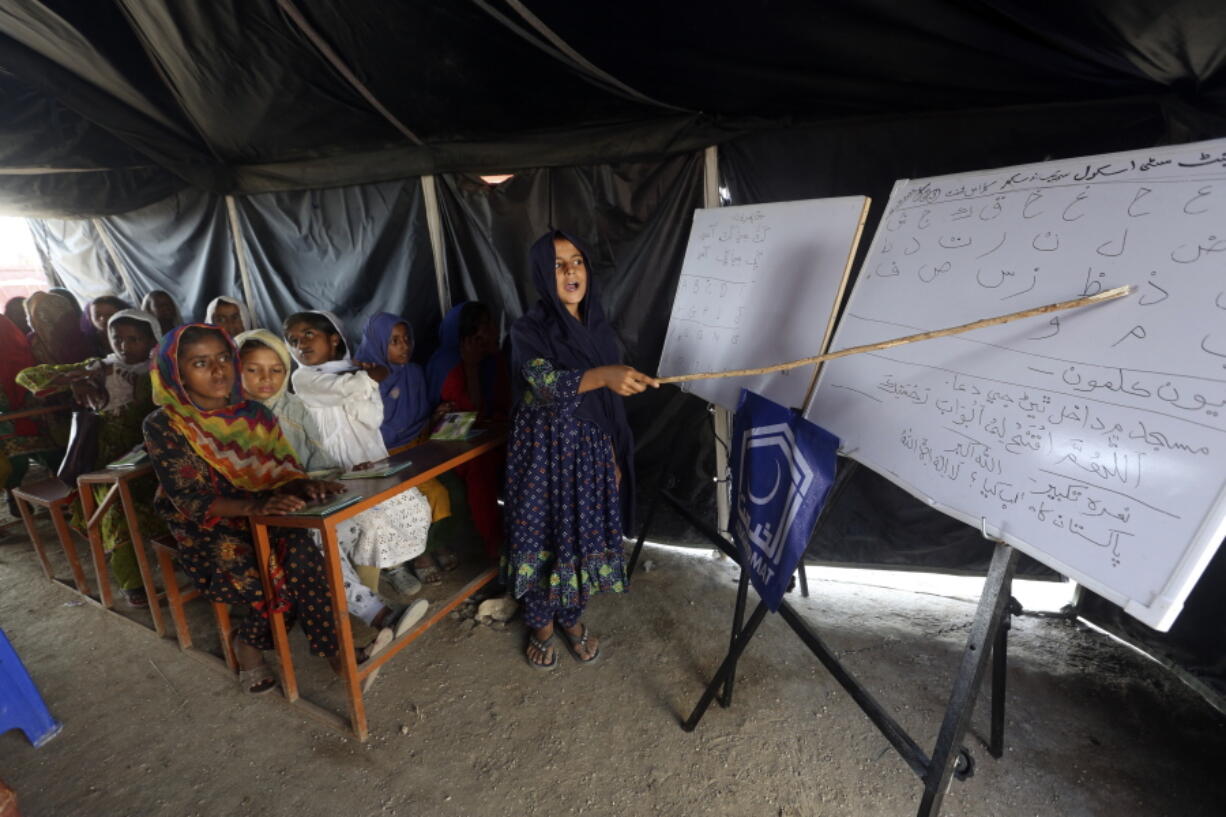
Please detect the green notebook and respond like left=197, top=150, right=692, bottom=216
left=107, top=446, right=150, bottom=469
left=430, top=411, right=478, bottom=441
left=287, top=492, right=362, bottom=517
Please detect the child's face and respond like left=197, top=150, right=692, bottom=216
left=285, top=321, right=338, bottom=366
left=212, top=303, right=244, bottom=338
left=177, top=334, right=234, bottom=410
left=109, top=322, right=156, bottom=365
left=149, top=293, right=177, bottom=331
left=553, top=238, right=587, bottom=313
left=91, top=301, right=119, bottom=333
left=387, top=322, right=412, bottom=366
left=241, top=347, right=287, bottom=401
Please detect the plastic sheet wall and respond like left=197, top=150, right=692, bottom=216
left=26, top=181, right=438, bottom=357
left=436, top=154, right=718, bottom=540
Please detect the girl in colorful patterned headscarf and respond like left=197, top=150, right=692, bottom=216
left=143, top=323, right=343, bottom=693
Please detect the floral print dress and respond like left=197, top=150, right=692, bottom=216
left=504, top=358, right=626, bottom=620
left=143, top=410, right=338, bottom=657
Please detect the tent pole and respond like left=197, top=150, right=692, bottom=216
left=224, top=195, right=260, bottom=328
left=703, top=145, right=731, bottom=539
left=90, top=218, right=136, bottom=303
left=420, top=175, right=450, bottom=315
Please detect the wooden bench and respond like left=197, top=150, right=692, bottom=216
left=151, top=537, right=237, bottom=672
left=10, top=477, right=94, bottom=598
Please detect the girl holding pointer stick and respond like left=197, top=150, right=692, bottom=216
left=506, top=232, right=659, bottom=669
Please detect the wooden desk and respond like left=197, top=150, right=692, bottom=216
left=249, top=429, right=506, bottom=740
left=76, top=463, right=168, bottom=637
left=0, top=404, right=69, bottom=424
left=11, top=477, right=89, bottom=595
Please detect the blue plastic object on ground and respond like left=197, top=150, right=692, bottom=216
left=0, top=628, right=61, bottom=748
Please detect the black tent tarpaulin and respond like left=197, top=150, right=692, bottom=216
left=2, top=1, right=1225, bottom=700
left=1, top=0, right=1224, bottom=214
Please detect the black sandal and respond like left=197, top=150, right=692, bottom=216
left=525, top=632, right=558, bottom=671
left=562, top=624, right=601, bottom=665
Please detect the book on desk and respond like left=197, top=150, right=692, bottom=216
left=288, top=492, right=363, bottom=517
left=336, top=459, right=414, bottom=480
left=106, top=445, right=150, bottom=469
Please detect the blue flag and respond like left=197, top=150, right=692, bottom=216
left=731, top=389, right=839, bottom=611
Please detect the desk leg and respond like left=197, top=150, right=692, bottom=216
left=15, top=496, right=56, bottom=582
left=321, top=520, right=366, bottom=742
left=118, top=480, right=167, bottom=637
left=58, top=491, right=95, bottom=600
left=251, top=522, right=299, bottom=701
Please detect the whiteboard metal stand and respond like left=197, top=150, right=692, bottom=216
left=670, top=459, right=1021, bottom=817
left=625, top=434, right=811, bottom=707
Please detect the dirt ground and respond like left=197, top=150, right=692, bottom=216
left=2, top=511, right=1224, bottom=817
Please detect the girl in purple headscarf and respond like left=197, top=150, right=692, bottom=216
left=505, top=231, right=658, bottom=669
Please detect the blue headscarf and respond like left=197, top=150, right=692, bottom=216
left=355, top=312, right=431, bottom=448
left=510, top=231, right=636, bottom=528
left=425, top=302, right=465, bottom=404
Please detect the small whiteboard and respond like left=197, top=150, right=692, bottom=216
left=809, top=137, right=1226, bottom=631
left=658, top=197, right=870, bottom=410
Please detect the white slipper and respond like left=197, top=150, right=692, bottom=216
left=361, top=599, right=429, bottom=693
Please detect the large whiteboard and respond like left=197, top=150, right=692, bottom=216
left=658, top=197, right=869, bottom=410
left=809, top=137, right=1226, bottom=631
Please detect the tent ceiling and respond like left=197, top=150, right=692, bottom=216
left=0, top=0, right=1223, bottom=215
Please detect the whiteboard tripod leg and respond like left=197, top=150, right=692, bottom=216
left=917, top=541, right=1019, bottom=817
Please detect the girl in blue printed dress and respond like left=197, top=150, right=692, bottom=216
left=505, top=231, right=658, bottom=669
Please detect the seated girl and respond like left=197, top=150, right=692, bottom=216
left=143, top=324, right=346, bottom=693
left=1, top=315, right=58, bottom=517
left=24, top=291, right=89, bottom=366
left=17, top=309, right=165, bottom=606
left=424, top=302, right=510, bottom=559
left=141, top=290, right=183, bottom=336
left=355, top=313, right=460, bottom=581
left=205, top=296, right=253, bottom=339
left=81, top=295, right=129, bottom=357
left=282, top=311, right=437, bottom=595
left=236, top=328, right=428, bottom=645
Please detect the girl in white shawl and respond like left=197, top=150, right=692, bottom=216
left=205, top=296, right=252, bottom=339
left=281, top=311, right=431, bottom=595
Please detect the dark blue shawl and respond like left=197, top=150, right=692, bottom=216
left=510, top=231, right=636, bottom=528
left=355, top=312, right=430, bottom=448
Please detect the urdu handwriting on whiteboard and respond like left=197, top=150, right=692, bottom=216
left=658, top=196, right=870, bottom=411
left=810, top=137, right=1226, bottom=631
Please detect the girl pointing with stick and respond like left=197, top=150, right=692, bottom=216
left=506, top=232, right=658, bottom=669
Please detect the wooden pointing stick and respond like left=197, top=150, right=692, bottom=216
left=656, top=284, right=1135, bottom=385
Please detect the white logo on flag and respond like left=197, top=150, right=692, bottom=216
left=735, top=421, right=815, bottom=565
